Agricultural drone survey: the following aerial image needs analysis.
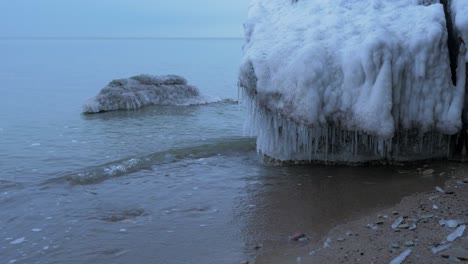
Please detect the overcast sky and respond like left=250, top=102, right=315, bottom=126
left=0, top=0, right=250, bottom=38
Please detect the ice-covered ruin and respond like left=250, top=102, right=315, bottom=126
left=83, top=74, right=208, bottom=114
left=240, top=0, right=468, bottom=163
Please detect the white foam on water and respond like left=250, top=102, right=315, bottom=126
left=10, top=237, right=25, bottom=245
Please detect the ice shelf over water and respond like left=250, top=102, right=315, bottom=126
left=83, top=74, right=210, bottom=113
left=240, top=0, right=468, bottom=163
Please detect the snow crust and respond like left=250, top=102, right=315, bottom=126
left=240, top=0, right=467, bottom=162
left=82, top=75, right=212, bottom=113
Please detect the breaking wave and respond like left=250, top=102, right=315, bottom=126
left=45, top=137, right=255, bottom=185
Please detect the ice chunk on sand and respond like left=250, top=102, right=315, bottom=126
left=451, top=0, right=468, bottom=61
left=82, top=74, right=213, bottom=114
left=392, top=217, right=404, bottom=231
left=439, top=219, right=462, bottom=228
left=447, top=225, right=466, bottom=242
left=10, top=237, right=25, bottom=245
left=390, top=249, right=412, bottom=264
left=240, top=0, right=466, bottom=163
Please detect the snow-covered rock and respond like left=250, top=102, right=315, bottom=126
left=83, top=74, right=209, bottom=114
left=240, top=0, right=467, bottom=163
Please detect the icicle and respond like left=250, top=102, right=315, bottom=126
left=241, top=91, right=454, bottom=164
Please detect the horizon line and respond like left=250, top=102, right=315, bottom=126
left=0, top=36, right=244, bottom=40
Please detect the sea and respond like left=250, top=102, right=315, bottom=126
left=0, top=38, right=447, bottom=264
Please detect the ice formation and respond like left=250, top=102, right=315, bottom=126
left=82, top=74, right=209, bottom=113
left=451, top=0, right=468, bottom=61
left=240, top=0, right=468, bottom=163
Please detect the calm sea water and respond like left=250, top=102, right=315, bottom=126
left=0, top=39, right=447, bottom=264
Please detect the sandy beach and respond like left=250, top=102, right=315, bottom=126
left=252, top=162, right=468, bottom=264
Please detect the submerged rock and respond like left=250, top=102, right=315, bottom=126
left=82, top=74, right=209, bottom=113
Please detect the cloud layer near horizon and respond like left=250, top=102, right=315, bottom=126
left=1, top=0, right=249, bottom=38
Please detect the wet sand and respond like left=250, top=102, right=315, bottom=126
left=251, top=162, right=468, bottom=264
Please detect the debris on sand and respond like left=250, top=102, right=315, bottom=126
left=390, top=249, right=412, bottom=264
left=447, top=225, right=466, bottom=242
left=422, top=169, right=435, bottom=176
left=439, top=219, right=462, bottom=228
left=440, top=248, right=468, bottom=261
left=82, top=74, right=212, bottom=113
left=431, top=244, right=451, bottom=254
left=323, top=238, right=332, bottom=248
left=404, top=241, right=415, bottom=247
left=9, top=237, right=25, bottom=245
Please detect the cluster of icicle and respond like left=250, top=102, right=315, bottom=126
left=82, top=74, right=208, bottom=114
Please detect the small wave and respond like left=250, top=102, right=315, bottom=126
left=45, top=137, right=255, bottom=185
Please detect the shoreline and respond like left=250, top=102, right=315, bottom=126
left=252, top=163, right=468, bottom=263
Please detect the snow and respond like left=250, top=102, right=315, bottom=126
left=240, top=0, right=467, bottom=162
left=82, top=74, right=215, bottom=114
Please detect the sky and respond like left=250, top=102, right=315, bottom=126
left=0, top=0, right=250, bottom=38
